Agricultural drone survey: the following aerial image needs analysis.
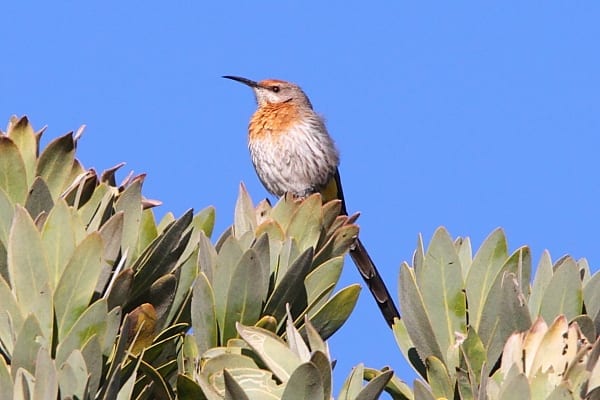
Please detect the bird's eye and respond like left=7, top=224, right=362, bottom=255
left=272, top=86, right=280, bottom=93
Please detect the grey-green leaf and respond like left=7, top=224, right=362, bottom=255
left=281, top=362, right=324, bottom=400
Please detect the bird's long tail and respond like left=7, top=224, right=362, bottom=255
left=349, top=237, right=400, bottom=327
left=324, top=169, right=400, bottom=328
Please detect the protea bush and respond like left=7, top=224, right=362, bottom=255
left=395, top=228, right=600, bottom=399
left=0, top=116, right=393, bottom=399
left=1, top=116, right=599, bottom=399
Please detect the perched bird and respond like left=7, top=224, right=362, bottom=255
left=223, top=75, right=400, bottom=327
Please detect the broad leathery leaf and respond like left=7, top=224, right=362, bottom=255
left=127, top=303, right=157, bottom=354
left=479, top=272, right=532, bottom=376
left=233, top=183, right=256, bottom=237
left=54, top=232, right=104, bottom=340
left=78, top=183, right=112, bottom=227
left=465, top=228, right=508, bottom=331
left=35, top=132, right=76, bottom=200
left=584, top=271, right=600, bottom=327
left=107, top=269, right=133, bottom=311
left=115, top=363, right=139, bottom=400
left=0, top=274, right=24, bottom=348
left=58, top=350, right=88, bottom=400
left=338, top=363, right=365, bottom=400
left=308, top=284, right=360, bottom=340
left=24, top=177, right=54, bottom=221
left=528, top=251, right=553, bottom=317
left=15, top=369, right=35, bottom=400
left=251, top=233, right=272, bottom=304
left=286, top=308, right=310, bottom=362
left=417, top=227, right=466, bottom=367
left=136, top=208, right=157, bottom=257
left=214, top=235, right=243, bottom=337
left=281, top=362, right=324, bottom=400
left=455, top=236, right=472, bottom=280
left=100, top=316, right=135, bottom=400
left=456, top=369, right=475, bottom=400
left=214, top=369, right=284, bottom=398
left=223, top=370, right=282, bottom=398
left=392, top=318, right=422, bottom=377
left=201, top=353, right=260, bottom=377
left=148, top=273, right=177, bottom=330
left=270, top=193, right=299, bottom=230
left=96, top=211, right=124, bottom=294
left=7, top=116, right=37, bottom=187
left=81, top=336, right=103, bottom=397
left=195, top=205, right=216, bottom=237
left=130, top=209, right=193, bottom=300
left=274, top=237, right=301, bottom=288
left=61, top=167, right=96, bottom=210
left=355, top=369, right=393, bottom=400
left=0, top=356, right=13, bottom=399
left=313, top=224, right=359, bottom=266
left=33, top=347, right=58, bottom=400
left=310, top=351, right=332, bottom=400
left=255, top=198, right=272, bottom=225
left=137, top=359, right=174, bottom=399
left=304, top=256, right=344, bottom=309
left=546, top=384, right=573, bottom=400
left=256, top=216, right=286, bottom=241
left=572, top=314, right=595, bottom=343
left=413, top=380, right=436, bottom=400
left=191, top=272, right=217, bottom=354
left=56, top=299, right=109, bottom=366
left=8, top=206, right=52, bottom=339
left=223, top=369, right=250, bottom=400
left=528, top=316, right=574, bottom=379
left=364, top=370, right=413, bottom=400
left=115, top=177, right=143, bottom=266
left=236, top=323, right=302, bottom=382
left=165, top=246, right=199, bottom=326
left=426, top=356, right=453, bottom=400
left=0, top=188, right=14, bottom=246
left=286, top=193, right=322, bottom=252
left=255, top=315, right=278, bottom=332
left=222, top=249, right=266, bottom=342
left=304, top=317, right=328, bottom=356
left=579, top=258, right=592, bottom=285
left=539, top=256, right=582, bottom=323
left=264, top=247, right=314, bottom=321
left=399, top=262, right=444, bottom=364
left=460, top=327, right=486, bottom=385
left=513, top=246, right=532, bottom=299
left=0, top=136, right=28, bottom=204
left=497, top=371, right=530, bottom=400
left=198, top=231, right=217, bottom=282
left=11, top=314, right=43, bottom=380
left=176, top=374, right=212, bottom=400
left=320, top=199, right=342, bottom=235
left=41, top=199, right=78, bottom=290
left=0, top=242, right=6, bottom=289
left=103, top=306, right=122, bottom=355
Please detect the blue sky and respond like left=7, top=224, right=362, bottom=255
left=3, top=2, right=600, bottom=396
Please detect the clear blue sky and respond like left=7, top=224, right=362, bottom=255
left=3, top=2, right=600, bottom=396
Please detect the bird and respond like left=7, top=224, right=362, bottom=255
left=223, top=75, right=400, bottom=328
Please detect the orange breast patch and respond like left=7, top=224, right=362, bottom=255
left=249, top=102, right=302, bottom=141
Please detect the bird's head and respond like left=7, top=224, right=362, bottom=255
left=223, top=76, right=312, bottom=108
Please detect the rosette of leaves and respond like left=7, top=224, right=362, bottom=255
left=489, top=315, right=600, bottom=399
left=177, top=309, right=401, bottom=399
left=0, top=116, right=214, bottom=398
left=176, top=185, right=415, bottom=399
left=192, top=183, right=362, bottom=349
left=393, top=227, right=600, bottom=399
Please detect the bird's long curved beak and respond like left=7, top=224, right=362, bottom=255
left=222, top=75, right=258, bottom=88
